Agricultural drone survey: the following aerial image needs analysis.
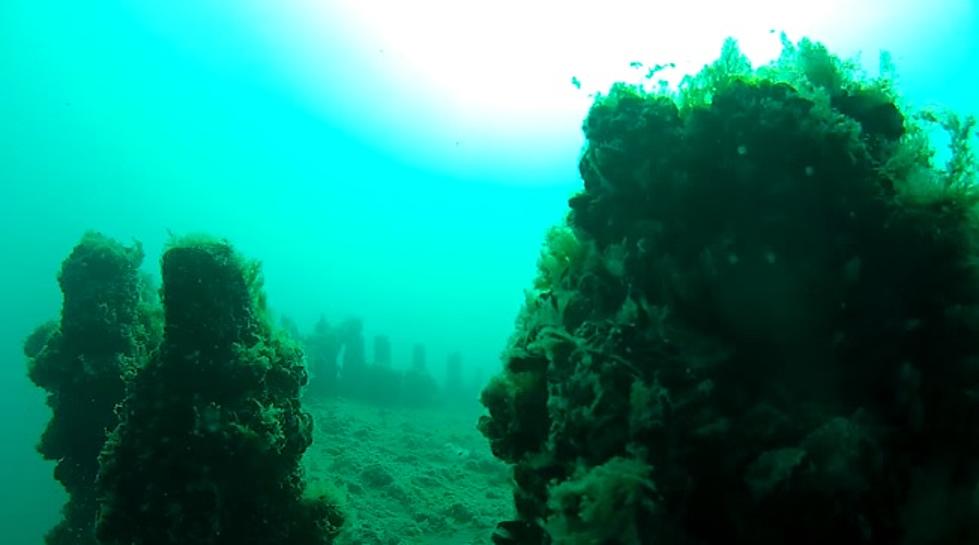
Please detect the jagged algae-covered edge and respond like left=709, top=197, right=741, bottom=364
left=480, top=36, right=979, bottom=545
left=25, top=231, right=160, bottom=545
left=96, top=235, right=343, bottom=545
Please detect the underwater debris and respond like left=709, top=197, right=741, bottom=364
left=95, top=236, right=342, bottom=545
left=402, top=343, right=440, bottom=408
left=481, top=35, right=979, bottom=544
left=25, top=231, right=159, bottom=545
left=306, top=314, right=343, bottom=397
left=444, top=351, right=469, bottom=404
left=301, top=316, right=469, bottom=410
left=339, top=317, right=369, bottom=399
left=368, top=334, right=402, bottom=406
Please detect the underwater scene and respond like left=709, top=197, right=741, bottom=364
left=2, top=1, right=978, bottom=544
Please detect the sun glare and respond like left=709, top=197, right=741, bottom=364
left=238, top=0, right=971, bottom=176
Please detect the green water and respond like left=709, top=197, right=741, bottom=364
left=1, top=1, right=976, bottom=543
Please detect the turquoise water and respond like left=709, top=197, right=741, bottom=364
left=1, top=1, right=976, bottom=543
